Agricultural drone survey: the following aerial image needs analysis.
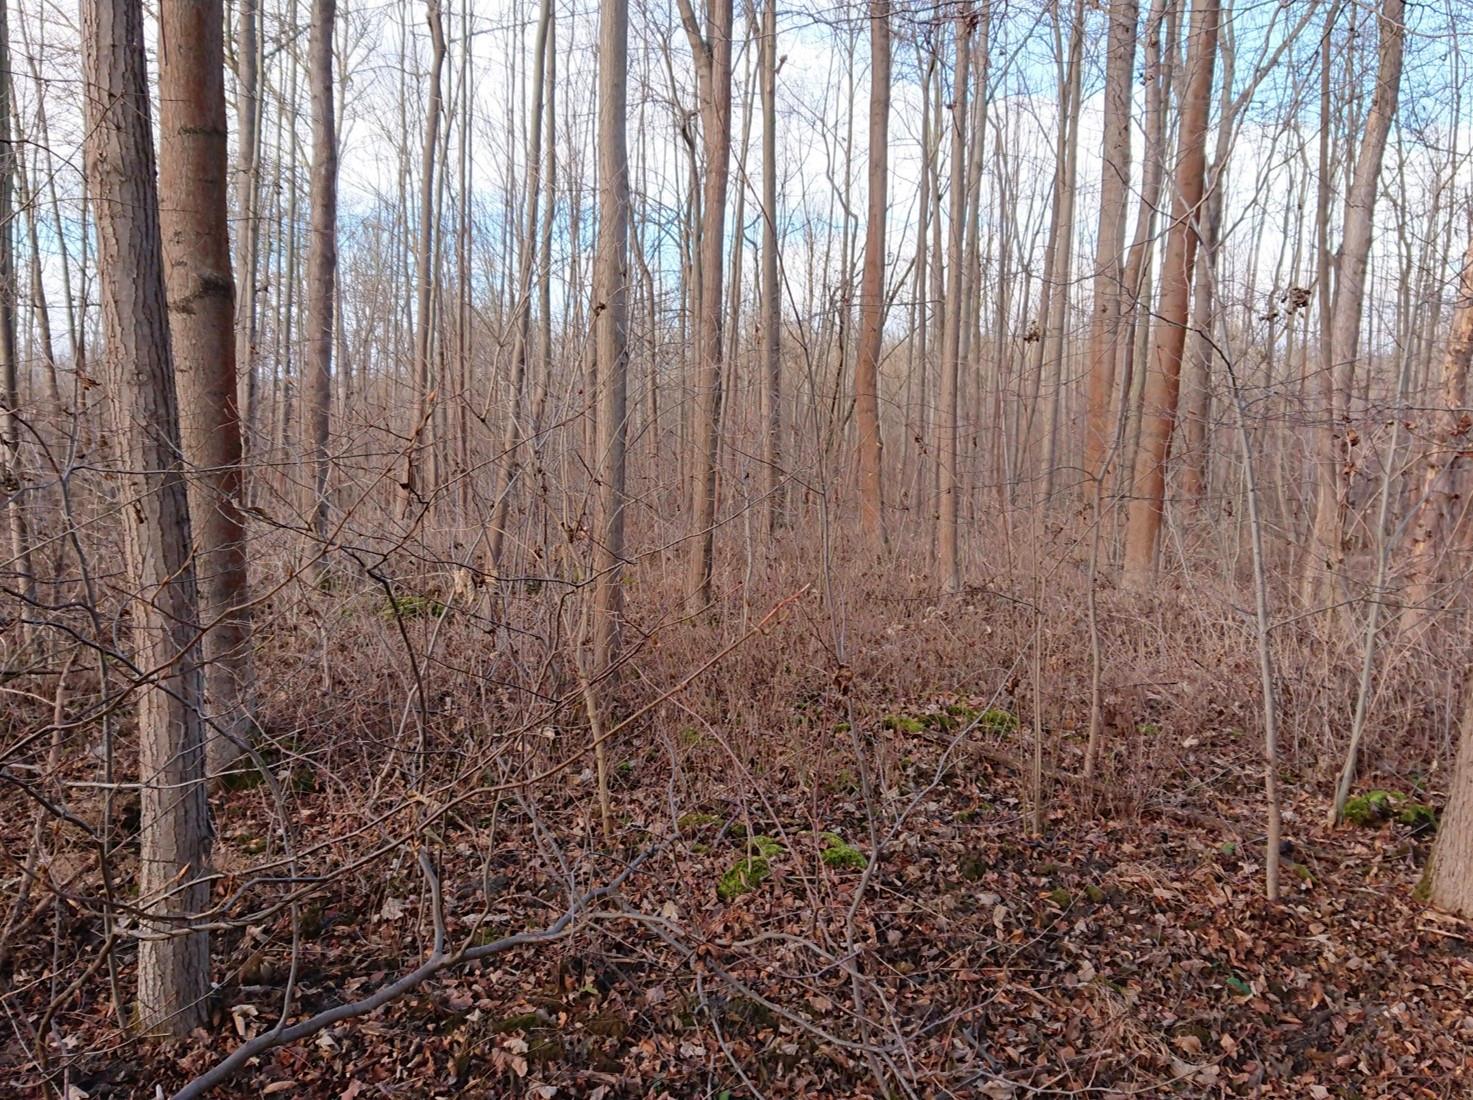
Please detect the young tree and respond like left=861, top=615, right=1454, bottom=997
left=1428, top=667, right=1473, bottom=916
left=1121, top=0, right=1219, bottom=586
left=304, top=0, right=339, bottom=570
left=83, top=0, right=211, bottom=1033
left=854, top=0, right=890, bottom=542
left=159, top=0, right=253, bottom=774
left=677, top=0, right=734, bottom=612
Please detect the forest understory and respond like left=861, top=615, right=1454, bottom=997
left=5, top=538, right=1470, bottom=1099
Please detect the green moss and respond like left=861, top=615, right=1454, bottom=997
left=820, top=832, right=867, bottom=871
left=882, top=714, right=925, bottom=735
left=1396, top=802, right=1437, bottom=831
left=978, top=708, right=1019, bottom=734
left=749, top=834, right=783, bottom=858
left=1343, top=789, right=1396, bottom=827
left=717, top=856, right=772, bottom=901
left=959, top=853, right=987, bottom=881
left=677, top=811, right=721, bottom=831
left=946, top=703, right=980, bottom=722
left=1047, top=887, right=1073, bottom=909
left=1084, top=884, right=1106, bottom=904
left=379, top=593, right=446, bottom=621
left=492, top=1011, right=544, bottom=1034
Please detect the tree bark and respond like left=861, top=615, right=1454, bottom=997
left=1082, top=0, right=1138, bottom=485
left=1429, top=667, right=1473, bottom=916
left=759, top=0, right=782, bottom=534
left=936, top=8, right=971, bottom=595
left=1121, top=0, right=1219, bottom=586
left=304, top=0, right=338, bottom=573
left=401, top=0, right=447, bottom=517
left=1302, top=0, right=1405, bottom=608
left=82, top=0, right=211, bottom=1033
left=159, top=0, right=253, bottom=775
left=1402, top=221, right=1473, bottom=628
left=854, top=0, right=889, bottom=543
left=677, top=0, right=733, bottom=613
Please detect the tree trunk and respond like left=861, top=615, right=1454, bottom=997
left=303, top=0, right=338, bottom=575
left=1402, top=222, right=1473, bottom=628
left=936, top=7, right=971, bottom=595
left=678, top=0, right=733, bottom=613
left=854, top=0, right=889, bottom=543
left=1082, top=0, right=1138, bottom=485
left=1121, top=0, right=1219, bottom=586
left=0, top=0, right=33, bottom=640
left=159, top=0, right=253, bottom=775
left=82, top=0, right=211, bottom=1034
left=587, top=0, right=630, bottom=840
left=1302, top=0, right=1405, bottom=608
left=759, top=0, right=782, bottom=533
left=1428, top=667, right=1473, bottom=916
left=233, top=0, right=262, bottom=457
left=401, top=0, right=446, bottom=518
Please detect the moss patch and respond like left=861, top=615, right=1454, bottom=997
left=820, top=832, right=867, bottom=871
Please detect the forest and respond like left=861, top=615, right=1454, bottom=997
left=3, top=0, right=1473, bottom=1094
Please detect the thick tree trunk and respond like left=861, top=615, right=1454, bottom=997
left=854, top=0, right=889, bottom=542
left=1121, top=0, right=1219, bottom=586
left=82, top=0, right=211, bottom=1034
left=304, top=0, right=338, bottom=572
left=159, top=0, right=253, bottom=775
left=1429, top=668, right=1473, bottom=916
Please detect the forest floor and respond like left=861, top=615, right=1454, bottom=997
left=8, top=696, right=1471, bottom=1100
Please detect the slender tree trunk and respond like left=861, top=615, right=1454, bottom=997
left=1082, top=0, right=1138, bottom=485
left=0, top=0, right=33, bottom=638
left=1121, top=0, right=1219, bottom=586
left=401, top=0, right=447, bottom=517
left=678, top=0, right=733, bottom=613
left=759, top=0, right=782, bottom=533
left=159, top=0, right=253, bottom=774
left=936, top=8, right=971, bottom=595
left=82, top=0, right=211, bottom=1033
left=1302, top=0, right=1405, bottom=607
left=304, top=0, right=338, bottom=572
left=854, top=0, right=889, bottom=543
left=587, top=0, right=630, bottom=841
left=233, top=0, right=262, bottom=457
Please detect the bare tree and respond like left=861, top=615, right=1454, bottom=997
left=304, top=0, right=339, bottom=572
left=677, top=0, right=734, bottom=612
left=1121, top=0, right=1219, bottom=586
left=82, top=0, right=211, bottom=1033
left=1302, top=0, right=1405, bottom=609
left=854, top=0, right=890, bottom=542
left=936, top=7, right=972, bottom=595
left=159, top=0, right=253, bottom=773
left=1401, top=217, right=1473, bottom=628
left=759, top=0, right=783, bottom=534
left=1082, top=0, right=1138, bottom=486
